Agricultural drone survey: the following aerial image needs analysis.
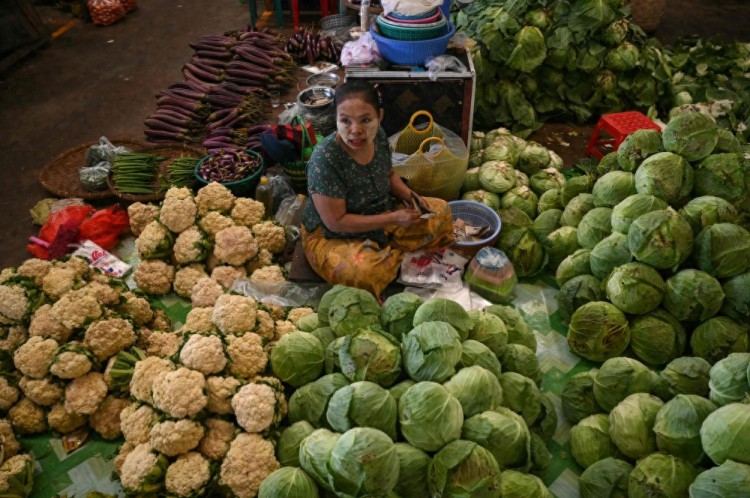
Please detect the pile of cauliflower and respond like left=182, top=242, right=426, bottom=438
left=128, top=182, right=289, bottom=297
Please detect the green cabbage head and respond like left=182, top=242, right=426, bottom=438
left=662, top=110, right=719, bottom=162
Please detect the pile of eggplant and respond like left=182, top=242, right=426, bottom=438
left=285, top=27, right=343, bottom=65
left=144, top=28, right=297, bottom=152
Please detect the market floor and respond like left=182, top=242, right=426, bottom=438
left=0, top=0, right=748, bottom=269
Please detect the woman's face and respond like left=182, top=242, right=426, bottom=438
left=336, top=95, right=383, bottom=150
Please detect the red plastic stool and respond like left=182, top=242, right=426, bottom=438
left=585, top=111, right=661, bottom=159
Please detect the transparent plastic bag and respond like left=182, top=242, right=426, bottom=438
left=79, top=161, right=111, bottom=191
left=84, top=137, right=130, bottom=167
left=275, top=194, right=308, bottom=227
left=231, top=278, right=330, bottom=307
left=87, top=0, right=126, bottom=26
left=267, top=173, right=296, bottom=212
left=398, top=248, right=468, bottom=291
left=340, top=32, right=380, bottom=66
left=425, top=55, right=467, bottom=81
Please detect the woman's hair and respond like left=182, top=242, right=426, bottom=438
left=334, top=80, right=382, bottom=112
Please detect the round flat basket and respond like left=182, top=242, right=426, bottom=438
left=39, top=138, right=145, bottom=200
left=107, top=143, right=206, bottom=203
left=370, top=23, right=455, bottom=66
left=448, top=200, right=502, bottom=258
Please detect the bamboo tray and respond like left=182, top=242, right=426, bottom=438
left=39, top=138, right=146, bottom=200
left=107, top=143, right=206, bottom=203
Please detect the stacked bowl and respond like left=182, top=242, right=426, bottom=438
left=370, top=7, right=455, bottom=66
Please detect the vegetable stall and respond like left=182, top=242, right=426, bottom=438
left=0, top=0, right=748, bottom=497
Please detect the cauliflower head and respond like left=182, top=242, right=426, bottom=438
left=212, top=294, right=257, bottom=336
left=16, top=259, right=52, bottom=286
left=0, top=284, right=30, bottom=324
left=213, top=226, right=258, bottom=266
left=114, top=442, right=136, bottom=476
left=179, top=334, right=227, bottom=376
left=190, top=277, right=223, bottom=308
left=220, top=433, right=279, bottom=498
left=128, top=203, right=159, bottom=237
left=286, top=307, right=314, bottom=326
left=210, top=265, right=246, bottom=290
left=41, top=267, right=78, bottom=301
left=119, top=292, right=154, bottom=326
left=13, top=336, right=58, bottom=379
left=120, top=443, right=169, bottom=494
left=231, top=381, right=286, bottom=434
left=50, top=288, right=103, bottom=330
left=28, top=304, right=72, bottom=343
left=8, top=397, right=47, bottom=434
left=0, top=325, right=28, bottom=353
left=130, top=356, right=175, bottom=405
left=195, top=182, right=236, bottom=216
left=134, top=260, right=175, bottom=296
left=90, top=395, right=129, bottom=440
left=144, top=331, right=181, bottom=358
left=148, top=308, right=172, bottom=333
left=49, top=345, right=95, bottom=380
left=182, top=307, right=217, bottom=335
left=273, top=320, right=297, bottom=341
left=246, top=249, right=274, bottom=274
left=84, top=318, right=137, bottom=361
left=0, top=377, right=19, bottom=412
left=165, top=452, right=212, bottom=498
left=47, top=402, right=87, bottom=434
left=135, top=221, right=174, bottom=260
left=18, top=376, right=63, bottom=406
left=198, top=212, right=235, bottom=240
left=226, top=334, right=267, bottom=379
left=252, top=221, right=287, bottom=254
left=173, top=264, right=208, bottom=298
left=121, top=403, right=157, bottom=445
left=199, top=418, right=236, bottom=462
left=173, top=226, right=211, bottom=265
left=254, top=310, right=275, bottom=342
left=152, top=367, right=207, bottom=419
left=150, top=419, right=205, bottom=457
left=64, top=372, right=108, bottom=415
left=0, top=419, right=20, bottom=458
left=206, top=376, right=241, bottom=416
left=231, top=198, right=265, bottom=227
left=159, top=187, right=197, bottom=233
left=250, top=265, right=286, bottom=283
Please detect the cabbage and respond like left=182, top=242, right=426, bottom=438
left=663, top=269, right=723, bottom=322
left=462, top=190, right=501, bottom=211
left=627, top=208, right=694, bottom=270
left=537, top=189, right=562, bottom=213
left=317, top=285, right=351, bottom=326
left=690, top=317, right=749, bottom=365
left=327, top=287, right=381, bottom=337
left=592, top=171, right=637, bottom=207
left=496, top=227, right=546, bottom=277
left=499, top=470, right=553, bottom=498
left=518, top=142, right=551, bottom=175
left=722, top=272, right=750, bottom=321
left=388, top=380, right=414, bottom=403
left=462, top=408, right=531, bottom=470
left=470, top=132, right=485, bottom=152
left=328, top=427, right=398, bottom=496
left=530, top=168, right=565, bottom=195
left=460, top=340, right=502, bottom=380
left=467, top=310, right=508, bottom=356
left=605, top=42, right=640, bottom=71
left=608, top=393, right=664, bottom=460
left=557, top=275, right=604, bottom=323
left=628, top=453, right=698, bottom=498
left=693, top=223, right=750, bottom=278
left=568, top=301, right=630, bottom=362
left=399, top=382, right=463, bottom=452
left=326, top=381, right=398, bottom=439
left=561, top=370, right=602, bottom=424
left=271, top=332, right=325, bottom=387
left=689, top=460, right=750, bottom=498
left=570, top=414, right=621, bottom=469
left=605, top=262, right=664, bottom=315
left=629, top=309, right=686, bottom=366
left=577, top=207, right=613, bottom=249
left=499, top=372, right=543, bottom=426
left=298, top=429, right=340, bottom=490
left=462, top=167, right=481, bottom=193
left=544, top=225, right=580, bottom=272
left=597, top=152, right=620, bottom=177
left=617, top=129, right=664, bottom=172
left=701, top=403, right=750, bottom=465
left=338, top=329, right=401, bottom=387
left=589, top=232, right=632, bottom=279
left=561, top=175, right=595, bottom=206
left=579, top=457, right=633, bottom=498
left=258, top=467, right=319, bottom=498
left=662, top=110, right=719, bottom=162
left=297, top=313, right=319, bottom=332
left=634, top=152, right=694, bottom=206
left=593, top=357, right=656, bottom=412
left=498, top=207, right=533, bottom=235
left=428, top=440, right=502, bottom=497
left=555, top=248, right=592, bottom=287
left=514, top=169, right=530, bottom=187
left=380, top=292, right=423, bottom=341
left=277, top=421, right=315, bottom=467
left=393, top=444, right=430, bottom=498
left=402, top=322, right=463, bottom=383
left=600, top=18, right=629, bottom=46
left=611, top=194, right=668, bottom=234
left=532, top=208, right=563, bottom=242
left=561, top=193, right=596, bottom=227
left=708, top=353, right=750, bottom=407
left=483, top=141, right=518, bottom=166
left=443, top=366, right=504, bottom=417
left=533, top=394, right=558, bottom=440
left=483, top=128, right=511, bottom=148
left=654, top=394, right=717, bottom=463
left=484, top=304, right=536, bottom=352
left=694, top=153, right=746, bottom=202
left=478, top=161, right=516, bottom=194
left=501, top=344, right=541, bottom=385
left=507, top=26, right=547, bottom=73
left=500, top=186, right=539, bottom=219
left=413, top=298, right=472, bottom=341
left=656, top=356, right=711, bottom=399
left=679, top=195, right=738, bottom=234
left=288, top=373, right=349, bottom=428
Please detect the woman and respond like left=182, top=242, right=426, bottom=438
left=300, top=80, right=455, bottom=297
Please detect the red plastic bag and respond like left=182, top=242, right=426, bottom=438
left=27, top=206, right=94, bottom=260
left=79, top=205, right=130, bottom=250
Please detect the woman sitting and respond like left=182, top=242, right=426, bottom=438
left=300, top=80, right=454, bottom=297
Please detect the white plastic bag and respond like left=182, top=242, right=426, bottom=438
left=425, top=55, right=467, bottom=81
left=398, top=248, right=468, bottom=290
left=381, top=0, right=443, bottom=17
left=340, top=32, right=380, bottom=65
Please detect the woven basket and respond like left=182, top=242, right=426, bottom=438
left=626, top=0, right=666, bottom=31
left=107, top=143, right=206, bottom=203
left=39, top=138, right=145, bottom=200
left=320, top=14, right=358, bottom=31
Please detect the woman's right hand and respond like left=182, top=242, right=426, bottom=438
left=390, top=207, right=422, bottom=227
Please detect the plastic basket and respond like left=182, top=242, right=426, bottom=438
left=448, top=200, right=502, bottom=258
left=375, top=14, right=447, bottom=41
left=388, top=8, right=438, bottom=21
left=320, top=14, right=358, bottom=31
left=194, top=149, right=265, bottom=196
left=371, top=22, right=455, bottom=66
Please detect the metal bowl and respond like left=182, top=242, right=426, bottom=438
left=297, top=86, right=336, bottom=111
left=306, top=72, right=340, bottom=88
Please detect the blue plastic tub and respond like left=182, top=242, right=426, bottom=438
left=371, top=22, right=455, bottom=66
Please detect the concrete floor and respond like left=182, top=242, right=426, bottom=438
left=0, top=0, right=748, bottom=269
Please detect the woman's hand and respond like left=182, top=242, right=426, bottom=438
left=390, top=206, right=422, bottom=227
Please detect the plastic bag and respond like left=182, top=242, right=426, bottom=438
left=398, top=248, right=468, bottom=291
left=340, top=32, right=380, bottom=66
left=381, top=0, right=442, bottom=16
left=425, top=55, right=467, bottom=81
left=84, top=137, right=130, bottom=167
left=87, top=0, right=126, bottom=26
left=463, top=247, right=517, bottom=304
left=27, top=205, right=94, bottom=260
left=78, top=205, right=130, bottom=250
left=231, top=278, right=330, bottom=307
left=79, top=162, right=110, bottom=191
left=275, top=194, right=308, bottom=227
left=267, top=173, right=296, bottom=212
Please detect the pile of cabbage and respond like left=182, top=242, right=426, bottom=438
left=258, top=286, right=558, bottom=498
left=461, top=127, right=568, bottom=278
left=561, top=353, right=750, bottom=497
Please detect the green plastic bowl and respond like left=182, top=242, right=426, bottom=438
left=194, top=149, right=265, bottom=195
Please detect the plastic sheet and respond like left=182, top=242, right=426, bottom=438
left=230, top=278, right=330, bottom=307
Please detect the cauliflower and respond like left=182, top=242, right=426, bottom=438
left=50, top=288, right=102, bottom=329
left=219, top=432, right=279, bottom=498
left=199, top=418, right=235, bottom=462
left=173, top=264, right=208, bottom=298
left=159, top=187, right=197, bottom=233
left=136, top=221, right=175, bottom=260
left=231, top=198, right=265, bottom=227
left=150, top=419, right=205, bottom=456
left=286, top=307, right=314, bottom=326
left=231, top=381, right=286, bottom=433
left=120, top=443, right=169, bottom=494
left=191, top=277, right=223, bottom=308
left=41, top=267, right=77, bottom=301
left=0, top=285, right=29, bottom=324
left=246, top=249, right=274, bottom=274
left=254, top=310, right=275, bottom=342
left=144, top=331, right=181, bottom=358
left=8, top=397, right=47, bottom=434
left=0, top=269, right=14, bottom=284
left=0, top=419, right=19, bottom=459
left=0, top=325, right=28, bottom=353
left=128, top=203, right=160, bottom=236
left=252, top=221, right=287, bottom=254
left=55, top=256, right=91, bottom=280
left=165, top=452, right=212, bottom=498
left=206, top=376, right=241, bottom=415
left=0, top=454, right=33, bottom=492
left=121, top=403, right=157, bottom=445
left=214, top=226, right=258, bottom=266
left=198, top=211, right=235, bottom=240
left=84, top=318, right=137, bottom=361
left=195, top=182, right=236, bottom=216
left=28, top=304, right=72, bottom=343
left=212, top=294, right=257, bottom=336
left=179, top=334, right=227, bottom=376
left=148, top=308, right=172, bottom=332
left=273, top=320, right=297, bottom=341
left=130, top=357, right=175, bottom=405
left=226, top=334, right=267, bottom=379
left=152, top=367, right=207, bottom=419
left=264, top=304, right=286, bottom=321
left=182, top=307, right=217, bottom=334
left=0, top=377, right=19, bottom=412
left=64, top=372, right=108, bottom=415
left=16, top=259, right=51, bottom=286
left=18, top=376, right=63, bottom=406
left=13, top=336, right=58, bottom=379
left=114, top=441, right=135, bottom=476
left=134, top=260, right=175, bottom=296
left=47, top=402, right=87, bottom=434
left=250, top=265, right=286, bottom=283
left=210, top=265, right=246, bottom=290
left=173, top=226, right=211, bottom=265
left=90, top=395, right=129, bottom=440
left=49, top=345, right=95, bottom=379
left=119, top=292, right=154, bottom=326
left=83, top=280, right=122, bottom=306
